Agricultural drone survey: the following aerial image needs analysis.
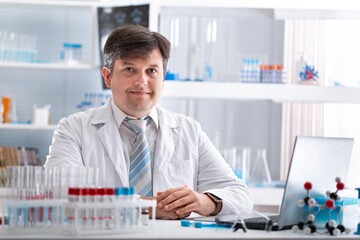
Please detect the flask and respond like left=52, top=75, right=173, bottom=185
left=249, top=148, right=272, bottom=187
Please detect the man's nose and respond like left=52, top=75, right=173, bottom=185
left=135, top=72, right=148, bottom=86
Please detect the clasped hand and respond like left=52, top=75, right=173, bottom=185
left=147, top=185, right=216, bottom=219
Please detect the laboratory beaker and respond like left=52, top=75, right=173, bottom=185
left=249, top=148, right=272, bottom=187
left=223, top=146, right=251, bottom=183
left=63, top=42, right=82, bottom=64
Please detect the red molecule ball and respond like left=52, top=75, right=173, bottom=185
left=326, top=199, right=335, bottom=209
left=336, top=182, right=345, bottom=190
left=304, top=182, right=312, bottom=190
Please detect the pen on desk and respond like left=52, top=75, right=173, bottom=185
left=181, top=220, right=245, bottom=232
left=194, top=221, right=232, bottom=229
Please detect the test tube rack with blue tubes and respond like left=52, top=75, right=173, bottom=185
left=0, top=166, right=157, bottom=236
left=0, top=166, right=99, bottom=235
left=62, top=187, right=156, bottom=236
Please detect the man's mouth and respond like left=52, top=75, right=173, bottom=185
left=129, top=90, right=150, bottom=95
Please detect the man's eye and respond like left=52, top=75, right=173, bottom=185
left=148, top=68, right=157, bottom=74
left=124, top=67, right=134, bottom=72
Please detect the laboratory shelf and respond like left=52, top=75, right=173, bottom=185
left=0, top=123, right=57, bottom=131
left=162, top=81, right=360, bottom=103
left=0, top=0, right=97, bottom=7
left=1, top=0, right=359, bottom=11
left=0, top=62, right=98, bottom=70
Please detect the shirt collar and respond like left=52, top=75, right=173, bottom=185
left=110, top=98, right=159, bottom=129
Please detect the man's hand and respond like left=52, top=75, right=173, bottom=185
left=141, top=196, right=179, bottom=219
left=155, top=185, right=216, bottom=218
left=155, top=207, right=180, bottom=220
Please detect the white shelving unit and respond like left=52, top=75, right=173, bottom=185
left=0, top=123, right=57, bottom=130
left=163, top=81, right=360, bottom=103
left=0, top=62, right=98, bottom=70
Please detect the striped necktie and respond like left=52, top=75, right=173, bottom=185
left=125, top=117, right=152, bottom=197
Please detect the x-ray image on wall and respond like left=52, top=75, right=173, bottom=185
left=98, top=4, right=149, bottom=89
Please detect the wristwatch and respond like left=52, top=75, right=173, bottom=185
left=204, top=192, right=223, bottom=216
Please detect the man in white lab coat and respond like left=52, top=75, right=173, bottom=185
left=45, top=25, right=253, bottom=219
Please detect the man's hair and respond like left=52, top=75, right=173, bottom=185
left=103, top=24, right=171, bottom=72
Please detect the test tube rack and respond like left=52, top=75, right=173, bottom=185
left=0, top=198, right=156, bottom=236
left=0, top=198, right=66, bottom=235
left=62, top=198, right=157, bottom=235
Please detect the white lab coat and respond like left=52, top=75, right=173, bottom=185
left=45, top=100, right=253, bottom=215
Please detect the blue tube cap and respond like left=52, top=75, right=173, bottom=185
left=181, top=220, right=192, bottom=227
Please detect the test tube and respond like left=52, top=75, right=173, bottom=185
left=128, top=187, right=137, bottom=227
left=80, top=188, right=90, bottom=230
left=120, top=188, right=129, bottom=228
left=42, top=167, right=52, bottom=226
left=60, top=167, right=69, bottom=199
left=67, top=187, right=80, bottom=230
left=98, top=188, right=105, bottom=230
left=6, top=166, right=17, bottom=228
left=114, top=187, right=124, bottom=229
left=49, top=167, right=58, bottom=226
left=89, top=188, right=98, bottom=228
left=103, top=188, right=114, bottom=229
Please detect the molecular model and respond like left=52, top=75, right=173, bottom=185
left=292, top=177, right=352, bottom=236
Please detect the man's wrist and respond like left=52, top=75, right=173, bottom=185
left=204, top=192, right=223, bottom=216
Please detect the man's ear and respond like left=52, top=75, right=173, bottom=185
left=102, top=67, right=111, bottom=89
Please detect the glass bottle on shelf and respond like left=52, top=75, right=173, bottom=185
left=249, top=148, right=272, bottom=187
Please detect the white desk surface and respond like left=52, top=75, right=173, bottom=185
left=0, top=220, right=359, bottom=239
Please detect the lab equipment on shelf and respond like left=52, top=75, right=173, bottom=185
left=62, top=42, right=82, bottom=64
left=241, top=58, right=260, bottom=83
left=223, top=146, right=251, bottom=184
left=0, top=30, right=37, bottom=63
left=248, top=148, right=272, bottom=188
left=1, top=96, right=16, bottom=124
left=76, top=92, right=111, bottom=111
left=240, top=58, right=286, bottom=84
left=32, top=104, right=51, bottom=126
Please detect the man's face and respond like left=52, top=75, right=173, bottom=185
left=102, top=48, right=165, bottom=118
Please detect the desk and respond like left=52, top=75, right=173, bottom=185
left=0, top=220, right=359, bottom=239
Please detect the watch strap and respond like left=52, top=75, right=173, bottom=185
left=204, top=192, right=223, bottom=216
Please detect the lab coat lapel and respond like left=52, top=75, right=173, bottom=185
left=153, top=107, right=180, bottom=194
left=91, top=101, right=128, bottom=186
